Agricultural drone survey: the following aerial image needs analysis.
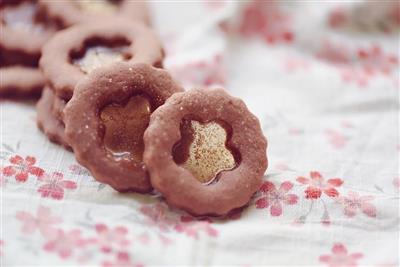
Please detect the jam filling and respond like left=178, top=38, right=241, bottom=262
left=173, top=118, right=239, bottom=184
left=100, top=94, right=152, bottom=162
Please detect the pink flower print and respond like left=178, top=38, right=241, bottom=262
left=16, top=206, right=62, bottom=238
left=139, top=203, right=175, bottom=232
left=319, top=243, right=363, bottom=267
left=316, top=41, right=351, bottom=65
left=239, top=1, right=268, bottom=37
left=102, top=252, right=143, bottom=267
left=170, top=55, right=225, bottom=88
left=174, top=216, right=218, bottom=239
left=390, top=5, right=400, bottom=26
left=2, top=155, right=44, bottom=182
left=37, top=172, right=77, bottom=200
left=297, top=172, right=343, bottom=199
left=43, top=229, right=86, bottom=259
left=94, top=224, right=130, bottom=253
left=239, top=1, right=294, bottom=44
left=255, top=181, right=298, bottom=216
left=340, top=67, right=369, bottom=87
left=337, top=191, right=377, bottom=218
left=328, top=7, right=348, bottom=28
left=325, top=129, right=347, bottom=149
left=357, top=45, right=398, bottom=76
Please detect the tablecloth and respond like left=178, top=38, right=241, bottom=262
left=1, top=1, right=399, bottom=266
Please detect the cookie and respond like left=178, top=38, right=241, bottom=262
left=0, top=0, right=56, bottom=66
left=0, top=0, right=56, bottom=98
left=143, top=88, right=268, bottom=216
left=38, top=0, right=150, bottom=28
left=36, top=87, right=71, bottom=150
left=52, top=94, right=66, bottom=121
left=40, top=18, right=164, bottom=100
left=63, top=63, right=183, bottom=193
left=0, top=66, right=44, bottom=98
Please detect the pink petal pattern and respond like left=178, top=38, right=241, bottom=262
left=256, top=181, right=298, bottom=217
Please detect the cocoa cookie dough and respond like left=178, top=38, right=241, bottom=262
left=52, top=94, right=66, bottom=121
left=63, top=63, right=183, bottom=193
left=143, top=88, right=268, bottom=216
left=0, top=66, right=44, bottom=98
left=0, top=0, right=56, bottom=66
left=0, top=0, right=56, bottom=98
left=40, top=19, right=164, bottom=100
left=38, top=0, right=150, bottom=28
left=36, top=87, right=71, bottom=150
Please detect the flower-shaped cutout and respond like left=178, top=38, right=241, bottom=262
left=100, top=95, right=152, bottom=162
left=173, top=119, right=237, bottom=184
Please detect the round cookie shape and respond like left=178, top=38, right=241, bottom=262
left=143, top=88, right=268, bottom=216
left=0, top=0, right=56, bottom=66
left=36, top=87, right=71, bottom=150
left=38, top=0, right=150, bottom=28
left=0, top=66, right=44, bottom=98
left=40, top=19, right=164, bottom=100
left=63, top=63, right=183, bottom=193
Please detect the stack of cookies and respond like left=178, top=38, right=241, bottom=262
left=37, top=18, right=163, bottom=149
left=0, top=0, right=149, bottom=98
left=2, top=0, right=269, bottom=217
left=1, top=0, right=55, bottom=97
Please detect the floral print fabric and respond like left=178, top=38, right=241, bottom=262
left=1, top=1, right=399, bottom=266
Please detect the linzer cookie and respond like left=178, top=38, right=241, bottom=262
left=38, top=0, right=150, bottom=28
left=63, top=63, right=183, bottom=193
left=52, top=95, right=67, bottom=121
left=0, top=66, right=44, bottom=98
left=36, top=88, right=71, bottom=150
left=40, top=19, right=164, bottom=100
left=143, top=88, right=268, bottom=216
left=0, top=0, right=56, bottom=98
left=0, top=0, right=56, bottom=66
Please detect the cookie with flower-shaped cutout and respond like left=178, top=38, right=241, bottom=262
left=0, top=0, right=56, bottom=98
left=143, top=88, right=268, bottom=216
left=40, top=18, right=164, bottom=100
left=36, top=87, right=71, bottom=150
left=63, top=62, right=183, bottom=193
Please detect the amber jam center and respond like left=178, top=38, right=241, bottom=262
left=76, top=0, right=119, bottom=14
left=73, top=44, right=130, bottom=74
left=2, top=2, right=45, bottom=33
left=173, top=118, right=238, bottom=184
left=100, top=95, right=152, bottom=162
